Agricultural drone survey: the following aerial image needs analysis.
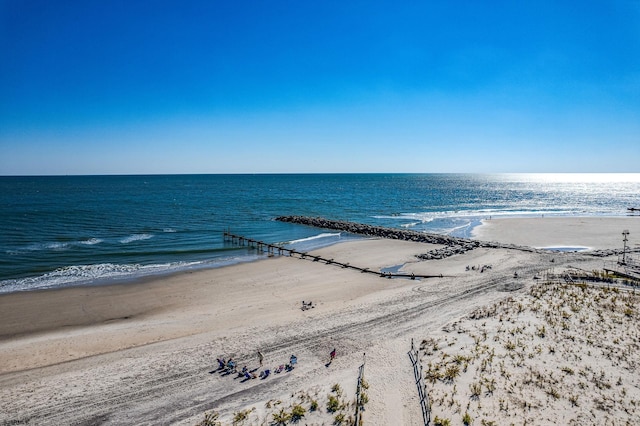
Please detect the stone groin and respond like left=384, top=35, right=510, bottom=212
left=275, top=216, right=633, bottom=261
left=275, top=216, right=493, bottom=260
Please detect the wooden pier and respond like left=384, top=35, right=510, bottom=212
left=223, top=232, right=443, bottom=280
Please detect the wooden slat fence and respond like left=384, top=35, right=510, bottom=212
left=354, top=353, right=366, bottom=425
left=409, top=339, right=431, bottom=425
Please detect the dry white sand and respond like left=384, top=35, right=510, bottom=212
left=473, top=216, right=640, bottom=251
left=0, top=217, right=639, bottom=425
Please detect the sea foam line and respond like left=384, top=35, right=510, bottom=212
left=0, top=253, right=267, bottom=294
left=13, top=238, right=104, bottom=254
left=287, top=232, right=341, bottom=245
left=0, top=261, right=195, bottom=294
left=80, top=238, right=103, bottom=245
left=120, top=234, right=154, bottom=244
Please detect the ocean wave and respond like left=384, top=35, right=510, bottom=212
left=373, top=214, right=434, bottom=223
left=163, top=228, right=177, bottom=233
left=400, top=222, right=420, bottom=228
left=443, top=220, right=481, bottom=238
left=0, top=263, right=136, bottom=293
left=120, top=234, right=154, bottom=244
left=0, top=254, right=265, bottom=294
left=0, top=261, right=193, bottom=294
left=20, top=241, right=71, bottom=252
left=45, top=242, right=70, bottom=250
left=287, top=232, right=341, bottom=244
left=13, top=238, right=104, bottom=253
left=80, top=238, right=103, bottom=245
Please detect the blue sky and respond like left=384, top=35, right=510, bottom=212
left=1, top=1, right=639, bottom=175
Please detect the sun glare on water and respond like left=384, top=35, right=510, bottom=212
left=515, top=173, right=640, bottom=184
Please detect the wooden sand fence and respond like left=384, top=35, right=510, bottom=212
left=409, top=338, right=431, bottom=425
left=355, top=353, right=366, bottom=426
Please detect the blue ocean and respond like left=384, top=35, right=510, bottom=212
left=1, top=173, right=639, bottom=293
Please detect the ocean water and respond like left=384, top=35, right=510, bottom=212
left=1, top=173, right=638, bottom=293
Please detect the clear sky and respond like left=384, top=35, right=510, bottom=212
left=1, top=0, right=639, bottom=175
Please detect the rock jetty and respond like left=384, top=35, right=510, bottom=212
left=275, top=216, right=638, bottom=261
left=275, top=216, right=491, bottom=260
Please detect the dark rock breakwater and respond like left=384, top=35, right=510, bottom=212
left=275, top=216, right=632, bottom=260
left=275, top=216, right=495, bottom=260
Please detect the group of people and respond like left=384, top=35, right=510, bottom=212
left=215, top=353, right=299, bottom=382
left=214, top=348, right=337, bottom=382
left=216, top=357, right=236, bottom=372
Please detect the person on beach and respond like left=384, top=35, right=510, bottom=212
left=258, top=350, right=264, bottom=366
left=330, top=348, right=336, bottom=361
left=226, top=359, right=236, bottom=371
left=216, top=358, right=226, bottom=370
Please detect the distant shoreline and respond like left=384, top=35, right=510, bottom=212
left=3, top=215, right=639, bottom=296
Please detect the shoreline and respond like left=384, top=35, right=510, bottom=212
left=0, top=232, right=361, bottom=296
left=1, top=216, right=640, bottom=424
left=3, top=214, right=637, bottom=296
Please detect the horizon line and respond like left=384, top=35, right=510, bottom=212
left=2, top=172, right=640, bottom=178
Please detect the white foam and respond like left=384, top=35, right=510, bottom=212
left=0, top=263, right=137, bottom=293
left=373, top=214, right=435, bottom=223
left=80, top=238, right=103, bottom=245
left=400, top=222, right=420, bottom=228
left=287, top=232, right=341, bottom=244
left=21, top=241, right=69, bottom=251
left=0, top=261, right=197, bottom=294
left=45, top=242, right=70, bottom=250
left=120, top=234, right=154, bottom=244
left=0, top=255, right=267, bottom=294
left=16, top=237, right=105, bottom=253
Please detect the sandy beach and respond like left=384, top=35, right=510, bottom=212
left=473, top=216, right=640, bottom=251
left=1, top=217, right=639, bottom=425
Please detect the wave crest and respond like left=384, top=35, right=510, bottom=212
left=80, top=238, right=103, bottom=245
left=0, top=261, right=197, bottom=294
left=287, top=232, right=341, bottom=244
left=120, top=234, right=154, bottom=244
